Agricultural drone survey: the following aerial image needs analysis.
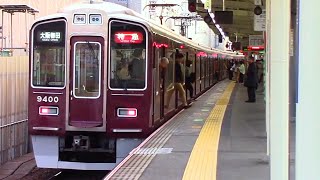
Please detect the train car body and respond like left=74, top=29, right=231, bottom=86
left=28, top=1, right=243, bottom=170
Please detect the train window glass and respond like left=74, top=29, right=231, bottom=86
left=155, top=49, right=160, bottom=92
left=32, top=20, right=66, bottom=88
left=201, top=56, right=206, bottom=78
left=165, top=50, right=175, bottom=92
left=109, top=20, right=147, bottom=90
left=73, top=42, right=101, bottom=98
left=196, top=56, right=200, bottom=80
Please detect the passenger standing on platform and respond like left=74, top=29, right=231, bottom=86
left=238, top=61, right=245, bottom=83
left=234, top=61, right=240, bottom=82
left=256, top=59, right=264, bottom=84
left=228, top=60, right=234, bottom=80
left=165, top=52, right=191, bottom=109
left=244, top=57, right=258, bottom=103
left=230, top=61, right=237, bottom=80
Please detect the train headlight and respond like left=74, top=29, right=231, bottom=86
left=39, top=106, right=59, bottom=116
left=117, top=108, right=137, bottom=118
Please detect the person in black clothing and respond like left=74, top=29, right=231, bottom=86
left=129, top=48, right=145, bottom=80
left=185, top=60, right=194, bottom=99
left=228, top=60, right=234, bottom=80
left=165, top=52, right=191, bottom=109
left=244, top=57, right=258, bottom=103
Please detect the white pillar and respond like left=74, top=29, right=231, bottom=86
left=268, top=0, right=291, bottom=179
left=296, top=0, right=320, bottom=179
left=265, top=0, right=270, bottom=157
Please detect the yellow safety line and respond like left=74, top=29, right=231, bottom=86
left=183, top=82, right=235, bottom=180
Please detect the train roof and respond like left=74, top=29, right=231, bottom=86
left=34, top=1, right=243, bottom=59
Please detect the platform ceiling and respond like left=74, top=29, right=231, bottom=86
left=196, top=0, right=261, bottom=46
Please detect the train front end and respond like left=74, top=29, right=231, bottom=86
left=28, top=3, right=152, bottom=170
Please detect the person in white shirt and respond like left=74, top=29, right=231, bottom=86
left=238, top=61, right=245, bottom=83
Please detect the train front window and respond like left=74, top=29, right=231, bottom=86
left=109, top=20, right=147, bottom=90
left=32, top=20, right=66, bottom=88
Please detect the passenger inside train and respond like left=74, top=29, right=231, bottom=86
left=185, top=60, right=195, bottom=100
left=159, top=57, right=169, bottom=89
left=128, top=48, right=146, bottom=80
left=116, top=58, right=131, bottom=80
left=165, top=52, right=191, bottom=109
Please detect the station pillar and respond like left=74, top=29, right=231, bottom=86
left=266, top=0, right=291, bottom=179
left=296, top=0, right=320, bottom=179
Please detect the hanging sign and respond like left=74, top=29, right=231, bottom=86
left=254, top=9, right=266, bottom=31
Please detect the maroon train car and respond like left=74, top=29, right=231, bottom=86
left=28, top=1, right=243, bottom=170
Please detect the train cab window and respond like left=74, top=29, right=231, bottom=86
left=73, top=42, right=101, bottom=98
left=31, top=20, right=66, bottom=88
left=109, top=20, right=147, bottom=90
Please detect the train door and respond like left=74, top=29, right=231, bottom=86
left=69, top=36, right=104, bottom=128
left=153, top=46, right=165, bottom=123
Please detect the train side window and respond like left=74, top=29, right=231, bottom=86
left=196, top=55, right=200, bottom=81
left=109, top=20, right=147, bottom=90
left=165, top=50, right=175, bottom=91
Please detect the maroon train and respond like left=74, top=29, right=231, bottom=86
left=28, top=1, right=243, bottom=170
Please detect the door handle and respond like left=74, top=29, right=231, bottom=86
left=70, top=90, right=73, bottom=100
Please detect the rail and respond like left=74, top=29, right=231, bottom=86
left=0, top=119, right=28, bottom=129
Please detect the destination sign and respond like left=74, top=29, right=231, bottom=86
left=114, top=31, right=143, bottom=44
left=38, top=31, right=62, bottom=43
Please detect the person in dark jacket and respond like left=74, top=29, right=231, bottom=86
left=244, top=57, right=258, bottom=102
left=165, top=52, right=191, bottom=109
left=185, top=60, right=194, bottom=99
left=128, top=48, right=145, bottom=80
left=228, top=60, right=234, bottom=80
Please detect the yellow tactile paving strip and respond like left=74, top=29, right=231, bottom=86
left=183, top=82, right=235, bottom=180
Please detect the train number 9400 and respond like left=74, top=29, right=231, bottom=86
left=37, top=96, right=59, bottom=103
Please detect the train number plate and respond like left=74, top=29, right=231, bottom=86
left=37, top=96, right=59, bottom=103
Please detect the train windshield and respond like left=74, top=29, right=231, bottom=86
left=109, top=20, right=147, bottom=90
left=32, top=20, right=66, bottom=88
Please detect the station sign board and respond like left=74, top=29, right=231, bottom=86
left=254, top=9, right=266, bottom=31
left=249, top=35, right=264, bottom=46
left=248, top=35, right=264, bottom=50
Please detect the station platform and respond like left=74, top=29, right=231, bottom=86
left=0, top=80, right=295, bottom=180
left=105, top=80, right=295, bottom=180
